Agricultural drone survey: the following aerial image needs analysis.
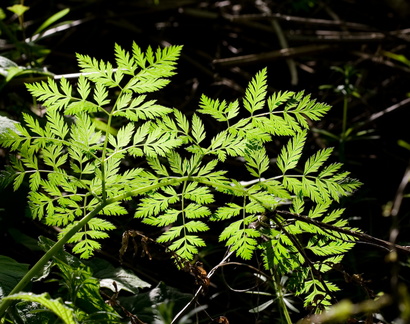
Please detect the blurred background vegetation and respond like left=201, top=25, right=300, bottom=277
left=1, top=0, right=410, bottom=322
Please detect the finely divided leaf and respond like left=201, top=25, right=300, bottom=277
left=198, top=95, right=239, bottom=122
left=93, top=82, right=110, bottom=107
left=191, top=113, right=205, bottom=144
left=319, top=162, right=343, bottom=178
left=304, top=148, right=333, bottom=175
left=244, top=146, right=270, bottom=178
left=111, top=123, right=134, bottom=149
left=46, top=109, right=69, bottom=139
left=114, top=43, right=136, bottom=75
left=267, top=90, right=294, bottom=112
left=25, top=78, right=72, bottom=111
left=243, top=68, right=267, bottom=114
left=77, top=74, right=91, bottom=100
left=277, top=130, right=307, bottom=173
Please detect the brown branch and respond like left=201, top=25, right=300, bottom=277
left=391, top=162, right=410, bottom=223
left=212, top=44, right=338, bottom=68
left=271, top=18, right=298, bottom=85
left=181, top=7, right=375, bottom=31
left=171, top=250, right=234, bottom=324
left=367, top=97, right=410, bottom=125
left=287, top=31, right=387, bottom=42
left=223, top=13, right=374, bottom=31
left=351, top=50, right=410, bottom=74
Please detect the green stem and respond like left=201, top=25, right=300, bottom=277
left=272, top=269, right=292, bottom=324
left=100, top=114, right=112, bottom=201
left=107, top=177, right=188, bottom=203
left=339, top=95, right=348, bottom=162
left=0, top=173, right=187, bottom=320
left=342, top=95, right=348, bottom=138
left=177, top=180, right=189, bottom=246
left=0, top=201, right=106, bottom=317
left=0, top=177, right=189, bottom=318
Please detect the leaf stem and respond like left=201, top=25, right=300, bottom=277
left=100, top=112, right=114, bottom=201
left=342, top=95, right=348, bottom=139
left=107, top=177, right=188, bottom=203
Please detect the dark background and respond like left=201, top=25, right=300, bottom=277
left=1, top=0, right=410, bottom=322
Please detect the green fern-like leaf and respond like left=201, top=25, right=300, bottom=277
left=298, top=278, right=340, bottom=309
left=109, top=123, right=134, bottom=149
left=114, top=43, right=136, bottom=74
left=114, top=96, right=172, bottom=121
left=191, top=113, right=206, bottom=144
left=244, top=145, right=270, bottom=178
left=183, top=183, right=214, bottom=204
left=304, top=148, right=333, bottom=175
left=277, top=130, right=307, bottom=173
left=243, top=68, right=267, bottom=114
left=71, top=239, right=102, bottom=259
left=143, top=209, right=180, bottom=227
left=307, top=238, right=355, bottom=256
left=184, top=203, right=211, bottom=219
left=25, top=78, right=72, bottom=111
left=93, top=82, right=110, bottom=107
left=135, top=187, right=179, bottom=219
left=208, top=130, right=249, bottom=161
left=198, top=95, right=240, bottom=122
left=168, top=235, right=206, bottom=260
left=212, top=203, right=243, bottom=221
left=267, top=90, right=295, bottom=112
left=76, top=54, right=117, bottom=87
left=219, top=215, right=260, bottom=259
left=1, top=43, right=363, bottom=316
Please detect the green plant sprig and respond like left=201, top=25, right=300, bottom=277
left=0, top=42, right=361, bottom=317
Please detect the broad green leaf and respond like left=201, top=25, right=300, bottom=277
left=0, top=256, right=29, bottom=298
left=86, top=258, right=151, bottom=294
left=3, top=292, right=77, bottom=324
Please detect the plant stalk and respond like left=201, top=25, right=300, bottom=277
left=339, top=94, right=348, bottom=162
left=0, top=201, right=106, bottom=317
left=0, top=177, right=187, bottom=318
left=272, top=269, right=292, bottom=324
left=342, top=95, right=348, bottom=138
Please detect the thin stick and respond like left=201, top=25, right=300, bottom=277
left=213, top=44, right=336, bottom=67
left=170, top=250, right=234, bottom=324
